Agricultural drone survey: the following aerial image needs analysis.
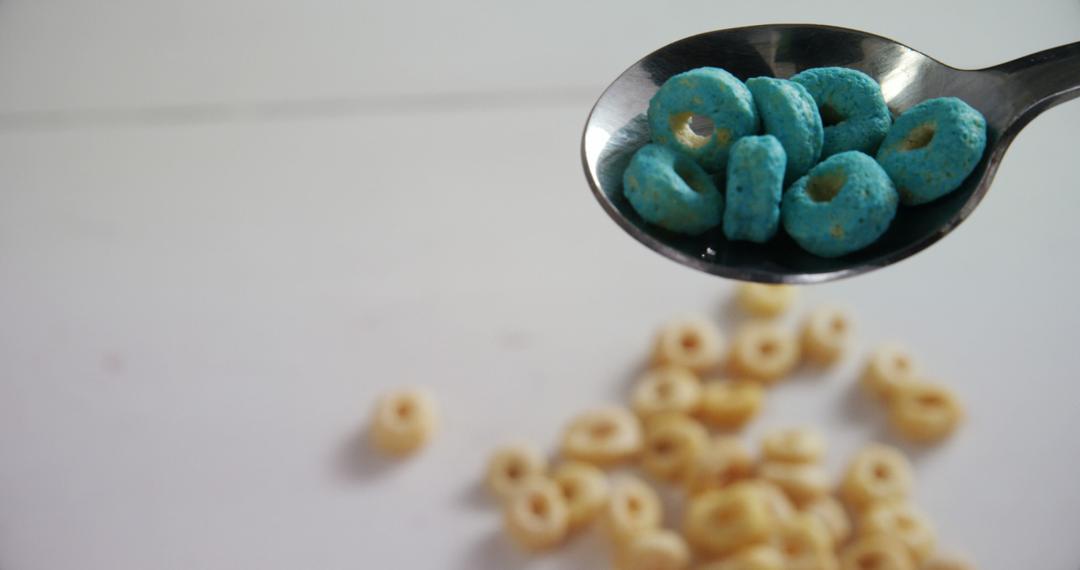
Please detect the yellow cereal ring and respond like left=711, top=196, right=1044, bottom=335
left=698, top=544, right=784, bottom=570
left=729, top=322, right=800, bottom=383
left=840, top=445, right=913, bottom=510
left=758, top=461, right=830, bottom=505
left=552, top=461, right=609, bottom=531
left=685, top=436, right=754, bottom=494
left=737, top=283, right=798, bottom=317
left=801, top=495, right=852, bottom=546
left=801, top=306, right=854, bottom=365
left=369, top=388, right=437, bottom=456
left=486, top=444, right=547, bottom=501
left=761, top=427, right=826, bottom=464
left=632, top=366, right=703, bottom=419
left=561, top=406, right=643, bottom=467
left=652, top=316, right=726, bottom=373
left=683, top=485, right=772, bottom=557
left=604, top=476, right=663, bottom=544
left=776, top=513, right=838, bottom=569
left=698, top=379, right=765, bottom=428
left=860, top=502, right=936, bottom=564
left=616, top=529, right=691, bottom=570
left=641, top=414, right=709, bottom=484
left=839, top=535, right=915, bottom=570
left=748, top=480, right=798, bottom=528
left=861, top=344, right=919, bottom=401
left=888, top=382, right=964, bottom=443
left=503, top=478, right=570, bottom=551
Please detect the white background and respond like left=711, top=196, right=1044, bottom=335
left=1, top=1, right=1079, bottom=569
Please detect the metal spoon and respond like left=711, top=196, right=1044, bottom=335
left=581, top=25, right=1080, bottom=283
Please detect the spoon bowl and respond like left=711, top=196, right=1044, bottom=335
left=581, top=25, right=1080, bottom=283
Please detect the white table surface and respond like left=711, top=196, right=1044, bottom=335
left=1, top=2, right=1078, bottom=569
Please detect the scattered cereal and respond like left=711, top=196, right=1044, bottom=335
left=730, top=321, right=800, bottom=383
left=653, top=317, right=727, bottom=373
left=641, top=414, right=709, bottom=484
left=504, top=478, right=570, bottom=551
left=616, top=529, right=691, bottom=570
left=552, top=461, right=610, bottom=531
left=486, top=444, right=547, bottom=501
left=561, top=406, right=644, bottom=467
left=888, top=381, right=964, bottom=443
left=369, top=388, right=437, bottom=456
left=604, top=476, right=664, bottom=544
left=632, top=366, right=703, bottom=419
left=736, top=283, right=798, bottom=318
left=699, top=379, right=765, bottom=428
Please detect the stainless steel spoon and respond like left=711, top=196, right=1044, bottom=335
left=581, top=25, right=1080, bottom=283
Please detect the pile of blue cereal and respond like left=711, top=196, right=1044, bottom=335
left=622, top=67, right=987, bottom=258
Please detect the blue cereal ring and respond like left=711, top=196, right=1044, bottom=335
left=781, top=151, right=898, bottom=258
left=648, top=67, right=759, bottom=172
left=623, top=144, right=724, bottom=235
left=791, top=67, right=891, bottom=158
left=724, top=135, right=786, bottom=243
left=746, top=77, right=823, bottom=183
left=875, top=97, right=987, bottom=206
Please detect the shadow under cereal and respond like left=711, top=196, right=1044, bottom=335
left=331, top=426, right=403, bottom=482
left=456, top=528, right=530, bottom=570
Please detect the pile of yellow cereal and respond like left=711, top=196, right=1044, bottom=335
left=369, top=284, right=972, bottom=570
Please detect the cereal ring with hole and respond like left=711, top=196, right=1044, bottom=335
left=552, top=461, right=609, bottom=531
left=641, top=414, right=709, bottom=484
left=923, top=552, right=976, bottom=570
left=777, top=513, right=837, bottom=569
left=503, top=477, right=570, bottom=551
left=801, top=495, right=852, bottom=546
left=781, top=151, right=899, bottom=258
left=839, top=534, right=915, bottom=570
left=840, top=444, right=913, bottom=510
left=723, top=134, right=787, bottom=243
left=652, top=316, right=726, bottom=373
left=736, top=283, right=798, bottom=318
left=876, top=97, right=987, bottom=206
left=698, top=379, right=764, bottom=428
left=790, top=67, right=891, bottom=158
left=729, top=322, right=800, bottom=383
left=616, top=529, right=692, bottom=570
left=861, top=503, right=937, bottom=564
left=746, top=76, right=824, bottom=182
left=562, top=407, right=643, bottom=467
left=686, top=436, right=754, bottom=494
left=700, top=544, right=785, bottom=570
left=486, top=444, right=547, bottom=501
left=632, top=366, right=702, bottom=419
left=758, top=461, right=830, bottom=505
left=369, top=388, right=437, bottom=456
left=648, top=67, right=759, bottom=172
left=762, top=427, right=826, bottom=464
left=604, top=476, right=663, bottom=544
left=623, top=144, right=724, bottom=235
left=861, top=344, right=920, bottom=401
left=802, top=306, right=854, bottom=365
left=683, top=484, right=772, bottom=557
left=748, top=480, right=798, bottom=528
left=888, top=382, right=964, bottom=443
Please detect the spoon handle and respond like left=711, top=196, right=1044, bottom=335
left=987, top=41, right=1080, bottom=127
